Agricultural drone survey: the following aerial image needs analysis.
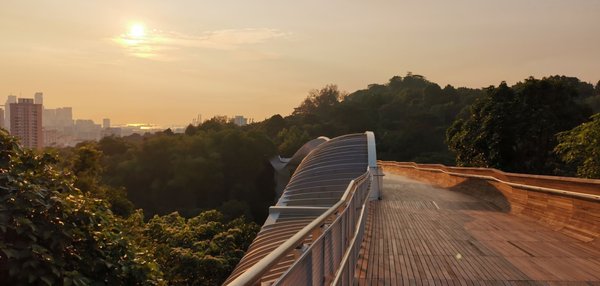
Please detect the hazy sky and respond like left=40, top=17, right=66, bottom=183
left=1, top=0, right=599, bottom=126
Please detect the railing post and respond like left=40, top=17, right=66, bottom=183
left=368, top=165, right=384, bottom=200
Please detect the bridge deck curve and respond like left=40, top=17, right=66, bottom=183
left=356, top=173, right=600, bottom=285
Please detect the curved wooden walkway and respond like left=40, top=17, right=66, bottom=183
left=356, top=173, right=600, bottom=285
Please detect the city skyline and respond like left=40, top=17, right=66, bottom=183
left=0, top=91, right=254, bottom=130
left=1, top=1, right=600, bottom=125
left=3, top=92, right=204, bottom=147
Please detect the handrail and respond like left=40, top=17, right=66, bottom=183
left=226, top=171, right=370, bottom=286
left=331, top=181, right=372, bottom=285
left=273, top=171, right=371, bottom=285
left=380, top=162, right=600, bottom=201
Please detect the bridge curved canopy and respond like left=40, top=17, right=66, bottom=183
left=224, top=133, right=371, bottom=285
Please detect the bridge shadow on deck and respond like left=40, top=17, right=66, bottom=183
left=355, top=174, right=600, bottom=285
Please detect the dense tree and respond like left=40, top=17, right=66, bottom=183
left=262, top=114, right=287, bottom=138
left=555, top=114, right=600, bottom=179
left=184, top=124, right=197, bottom=136
left=276, top=126, right=310, bottom=157
left=71, top=145, right=103, bottom=193
left=67, top=74, right=600, bottom=223
left=267, top=73, right=484, bottom=164
left=584, top=82, right=600, bottom=113
left=66, top=143, right=134, bottom=217
left=293, top=84, right=345, bottom=116
left=0, top=130, right=163, bottom=286
left=2, top=130, right=262, bottom=285
left=446, top=83, right=517, bottom=168
left=138, top=210, right=259, bottom=285
left=447, top=77, right=592, bottom=174
left=97, top=127, right=276, bottom=221
left=197, top=117, right=236, bottom=132
left=97, top=136, right=130, bottom=156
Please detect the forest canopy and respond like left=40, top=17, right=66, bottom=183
left=0, top=130, right=259, bottom=285
left=49, top=74, right=600, bottom=228
left=446, top=76, right=597, bottom=176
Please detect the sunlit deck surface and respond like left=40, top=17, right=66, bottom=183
left=356, top=173, right=600, bottom=285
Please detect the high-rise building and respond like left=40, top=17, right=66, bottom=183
left=34, top=92, right=43, bottom=105
left=42, top=109, right=56, bottom=127
left=0, top=108, right=4, bottom=129
left=74, top=119, right=101, bottom=142
left=55, top=107, right=73, bottom=128
left=43, top=107, right=73, bottom=130
left=103, top=118, right=111, bottom=129
left=42, top=106, right=74, bottom=147
left=5, top=95, right=17, bottom=131
left=232, top=115, right=248, bottom=126
left=10, top=98, right=43, bottom=149
left=192, top=114, right=202, bottom=125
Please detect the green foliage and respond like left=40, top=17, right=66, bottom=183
left=447, top=77, right=592, bottom=174
left=98, top=126, right=276, bottom=221
left=259, top=73, right=484, bottom=164
left=446, top=83, right=518, bottom=168
left=293, top=84, right=345, bottom=116
left=0, top=130, right=163, bottom=286
left=140, top=210, right=259, bottom=286
left=71, top=145, right=103, bottom=193
left=262, top=114, right=287, bottom=138
left=276, top=126, right=310, bottom=157
left=1, top=130, right=263, bottom=285
left=555, top=113, right=600, bottom=178
left=584, top=95, right=600, bottom=113
left=590, top=81, right=600, bottom=113
left=67, top=143, right=134, bottom=217
left=583, top=80, right=600, bottom=113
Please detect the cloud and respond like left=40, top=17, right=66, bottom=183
left=176, top=28, right=287, bottom=50
left=113, top=28, right=288, bottom=59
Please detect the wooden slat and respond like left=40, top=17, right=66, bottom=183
left=355, top=174, right=600, bottom=284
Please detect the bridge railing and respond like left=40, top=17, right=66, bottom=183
left=227, top=170, right=372, bottom=286
left=379, top=161, right=600, bottom=201
left=272, top=171, right=372, bottom=286
left=331, top=176, right=371, bottom=286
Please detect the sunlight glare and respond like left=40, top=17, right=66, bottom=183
left=129, top=23, right=146, bottom=38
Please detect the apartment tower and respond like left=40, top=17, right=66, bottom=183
left=10, top=98, right=43, bottom=149
left=34, top=92, right=43, bottom=105
left=5, top=95, right=17, bottom=131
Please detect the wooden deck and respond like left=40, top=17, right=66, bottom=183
left=355, top=174, right=600, bottom=285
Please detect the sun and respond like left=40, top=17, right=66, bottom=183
left=129, top=23, right=146, bottom=38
